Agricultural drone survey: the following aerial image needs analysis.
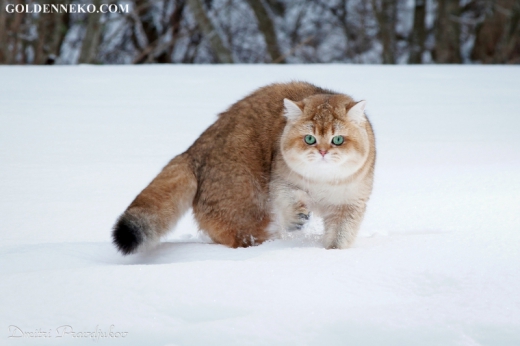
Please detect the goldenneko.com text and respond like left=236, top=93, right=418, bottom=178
left=5, top=3, right=130, bottom=14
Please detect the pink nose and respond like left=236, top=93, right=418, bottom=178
left=319, top=150, right=327, bottom=157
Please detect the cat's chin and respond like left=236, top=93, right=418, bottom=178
left=312, top=160, right=340, bottom=171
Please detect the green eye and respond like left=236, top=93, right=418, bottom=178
left=304, top=135, right=316, bottom=145
left=332, top=135, right=344, bottom=145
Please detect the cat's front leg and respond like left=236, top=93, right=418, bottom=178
left=270, top=180, right=311, bottom=232
left=322, top=202, right=366, bottom=249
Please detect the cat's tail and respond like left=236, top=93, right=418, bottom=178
left=112, top=153, right=197, bottom=255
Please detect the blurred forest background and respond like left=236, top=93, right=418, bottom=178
left=0, top=0, right=519, bottom=65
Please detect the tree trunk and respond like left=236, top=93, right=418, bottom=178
left=186, top=0, right=234, bottom=63
left=434, top=0, right=462, bottom=63
left=49, top=9, right=71, bottom=63
left=9, top=7, right=24, bottom=64
left=504, top=1, right=520, bottom=63
left=0, top=0, right=6, bottom=63
left=33, top=13, right=45, bottom=64
left=472, top=0, right=520, bottom=63
left=372, top=0, right=397, bottom=64
left=78, top=0, right=102, bottom=64
left=245, top=0, right=284, bottom=63
left=409, top=0, right=426, bottom=63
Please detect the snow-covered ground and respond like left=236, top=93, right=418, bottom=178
left=1, top=65, right=519, bottom=345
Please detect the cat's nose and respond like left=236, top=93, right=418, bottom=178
left=319, top=150, right=327, bottom=157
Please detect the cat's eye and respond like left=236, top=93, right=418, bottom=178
left=304, top=135, right=316, bottom=145
left=332, top=135, right=344, bottom=145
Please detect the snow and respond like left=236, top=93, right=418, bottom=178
left=1, top=65, right=519, bottom=345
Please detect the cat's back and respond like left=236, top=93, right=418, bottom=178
left=217, top=81, right=334, bottom=136
left=223, top=81, right=333, bottom=122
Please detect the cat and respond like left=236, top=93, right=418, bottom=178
left=112, top=81, right=375, bottom=254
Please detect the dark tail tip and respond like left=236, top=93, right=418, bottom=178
left=112, top=216, right=144, bottom=255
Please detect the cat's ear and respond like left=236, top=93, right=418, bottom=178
left=346, top=100, right=366, bottom=124
left=283, top=98, right=303, bottom=120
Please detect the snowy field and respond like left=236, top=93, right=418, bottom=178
left=1, top=65, right=519, bottom=345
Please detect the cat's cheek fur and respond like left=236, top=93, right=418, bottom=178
left=282, top=149, right=362, bottom=182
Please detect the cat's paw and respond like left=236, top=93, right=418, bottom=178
left=323, top=232, right=352, bottom=249
left=285, top=203, right=311, bottom=231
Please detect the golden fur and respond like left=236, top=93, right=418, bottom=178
left=112, top=82, right=375, bottom=254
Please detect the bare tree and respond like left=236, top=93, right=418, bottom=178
left=0, top=0, right=7, bottom=63
left=372, top=0, right=398, bottom=64
left=245, top=0, right=284, bottom=63
left=434, top=0, right=462, bottom=63
left=1, top=0, right=26, bottom=64
left=1, top=0, right=520, bottom=65
left=158, top=0, right=187, bottom=63
left=186, top=0, right=234, bottom=63
left=409, top=0, right=426, bottom=63
left=472, top=0, right=520, bottom=63
left=78, top=0, right=102, bottom=63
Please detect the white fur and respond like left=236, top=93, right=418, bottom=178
left=278, top=154, right=367, bottom=207
left=283, top=99, right=303, bottom=120
left=282, top=148, right=367, bottom=183
left=347, top=100, right=366, bottom=124
left=307, top=179, right=365, bottom=208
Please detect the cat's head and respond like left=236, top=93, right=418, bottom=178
left=280, top=94, right=371, bottom=181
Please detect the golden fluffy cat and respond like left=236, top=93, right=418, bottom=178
left=113, top=82, right=375, bottom=254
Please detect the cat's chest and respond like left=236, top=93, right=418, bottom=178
left=300, top=179, right=362, bottom=206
